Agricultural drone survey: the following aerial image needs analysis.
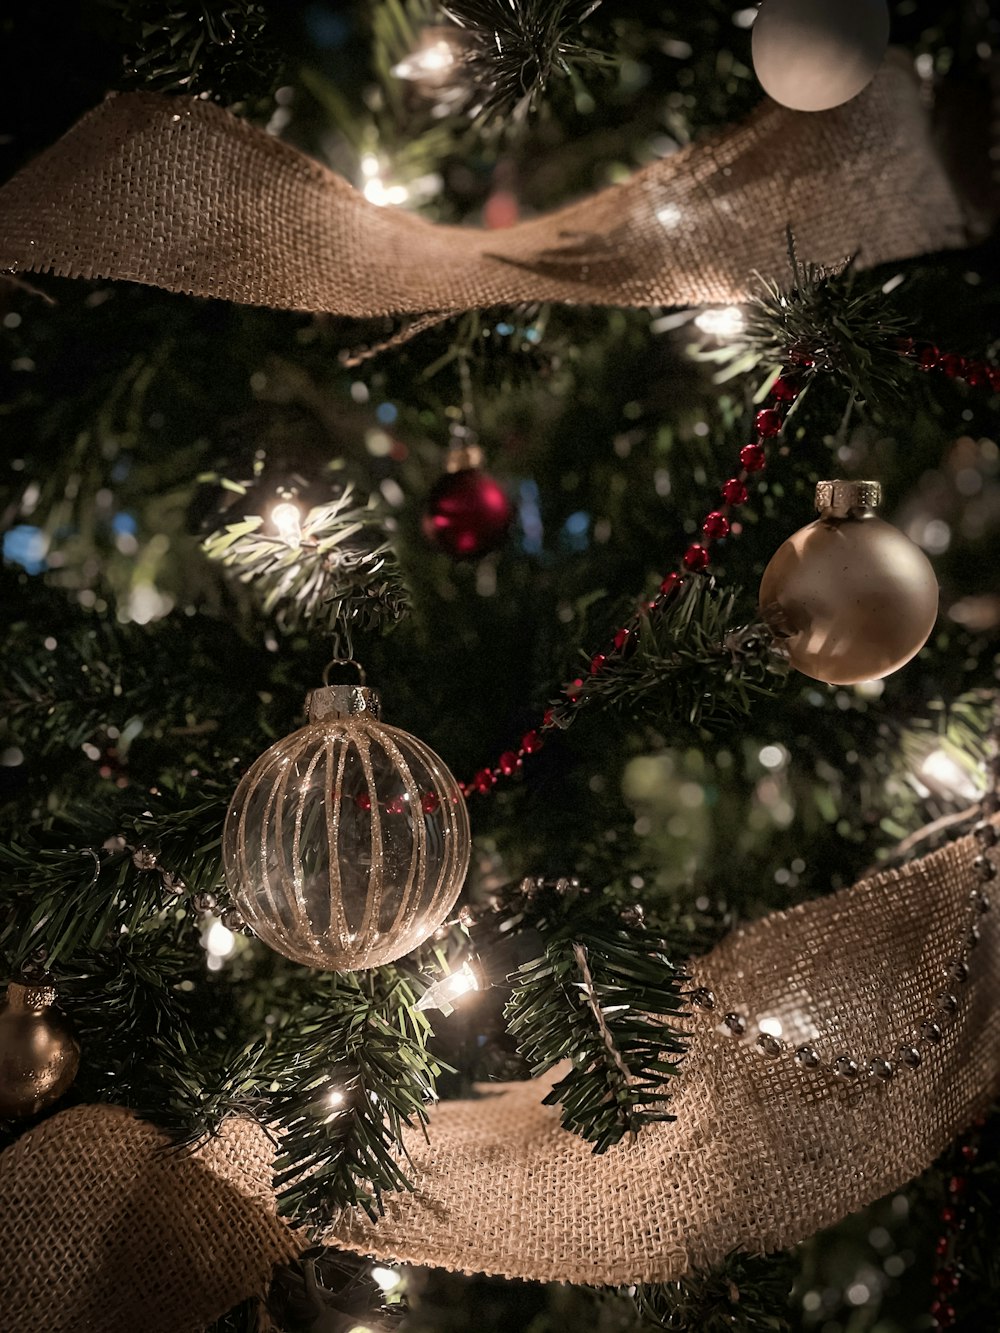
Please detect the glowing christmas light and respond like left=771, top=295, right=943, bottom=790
left=694, top=306, right=746, bottom=339
left=416, top=960, right=480, bottom=1015
left=271, top=500, right=303, bottom=547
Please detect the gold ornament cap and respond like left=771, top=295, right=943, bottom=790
left=306, top=685, right=382, bottom=723
left=445, top=443, right=484, bottom=473
left=815, top=479, right=882, bottom=518
left=6, top=980, right=57, bottom=1012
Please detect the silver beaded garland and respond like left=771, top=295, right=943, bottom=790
left=897, top=1044, right=922, bottom=1071
left=687, top=724, right=997, bottom=1086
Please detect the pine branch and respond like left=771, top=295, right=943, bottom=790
left=561, top=578, right=787, bottom=733
left=377, top=0, right=611, bottom=130
left=708, top=234, right=910, bottom=403
left=271, top=972, right=444, bottom=1224
left=98, top=0, right=285, bottom=107
left=630, top=1251, right=795, bottom=1332
left=203, top=487, right=409, bottom=637
left=0, top=782, right=227, bottom=969
left=441, top=0, right=609, bottom=126
left=505, top=895, right=687, bottom=1154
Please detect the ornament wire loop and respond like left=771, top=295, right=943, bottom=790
left=322, top=656, right=365, bottom=687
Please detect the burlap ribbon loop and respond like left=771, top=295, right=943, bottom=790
left=1, top=828, right=997, bottom=1329
left=0, top=55, right=967, bottom=318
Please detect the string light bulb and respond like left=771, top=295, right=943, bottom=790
left=416, top=960, right=480, bottom=1015
left=918, top=748, right=979, bottom=801
left=271, top=500, right=303, bottom=547
left=391, top=34, right=460, bottom=85
left=694, top=306, right=746, bottom=339
left=370, top=1265, right=404, bottom=1293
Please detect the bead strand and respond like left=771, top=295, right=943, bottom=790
left=460, top=337, right=999, bottom=801
left=899, top=340, right=1000, bottom=392
left=460, top=371, right=803, bottom=797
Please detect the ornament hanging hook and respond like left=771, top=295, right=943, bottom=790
left=322, top=625, right=360, bottom=685
left=322, top=656, right=366, bottom=687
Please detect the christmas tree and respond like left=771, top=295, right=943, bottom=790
left=2, top=2, right=999, bottom=1330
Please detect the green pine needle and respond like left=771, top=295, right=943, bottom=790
left=203, top=486, right=409, bottom=636
left=506, top=904, right=688, bottom=1153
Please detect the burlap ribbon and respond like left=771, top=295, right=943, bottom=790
left=2, top=827, right=998, bottom=1329
left=0, top=56, right=967, bottom=318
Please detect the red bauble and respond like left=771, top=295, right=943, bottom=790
left=422, top=467, right=513, bottom=559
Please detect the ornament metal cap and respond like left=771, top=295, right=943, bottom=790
left=306, top=685, right=382, bottom=723
left=445, top=443, right=484, bottom=473
left=5, top=980, right=57, bottom=1012
left=815, top=479, right=882, bottom=518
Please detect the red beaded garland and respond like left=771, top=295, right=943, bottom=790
left=754, top=407, right=782, bottom=437
left=702, top=511, right=730, bottom=540
left=458, top=354, right=810, bottom=796
left=965, top=363, right=988, bottom=388
left=940, top=354, right=966, bottom=379
left=421, top=791, right=441, bottom=814
left=386, top=795, right=407, bottom=815
left=770, top=375, right=799, bottom=402
left=660, top=572, right=682, bottom=596
left=497, top=751, right=521, bottom=777
left=740, top=443, right=766, bottom=473
left=354, top=792, right=372, bottom=812
left=917, top=344, right=940, bottom=370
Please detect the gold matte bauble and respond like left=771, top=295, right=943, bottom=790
left=0, top=981, right=81, bottom=1118
left=223, top=684, right=471, bottom=971
left=759, top=481, right=938, bottom=685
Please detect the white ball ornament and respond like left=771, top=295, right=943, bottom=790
left=759, top=481, right=938, bottom=686
left=752, top=0, right=890, bottom=113
left=223, top=683, right=471, bottom=971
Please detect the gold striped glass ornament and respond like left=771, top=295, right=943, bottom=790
left=222, top=683, right=470, bottom=970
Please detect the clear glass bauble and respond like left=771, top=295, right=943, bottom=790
left=223, top=685, right=470, bottom=970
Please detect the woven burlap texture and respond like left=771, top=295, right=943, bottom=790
left=0, top=1106, right=302, bottom=1333
left=328, top=826, right=1000, bottom=1283
left=1, top=827, right=997, bottom=1330
left=0, top=56, right=965, bottom=317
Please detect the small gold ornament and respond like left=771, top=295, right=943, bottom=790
left=0, top=980, right=81, bottom=1118
left=223, top=682, right=471, bottom=971
left=759, top=480, right=938, bottom=685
